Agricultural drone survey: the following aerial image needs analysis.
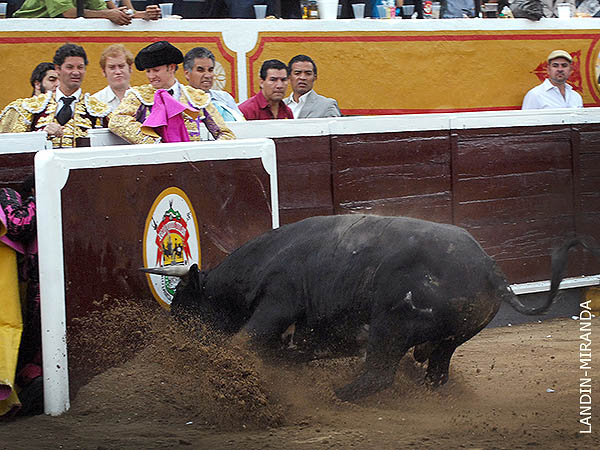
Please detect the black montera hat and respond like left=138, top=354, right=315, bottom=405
left=134, top=41, right=184, bottom=71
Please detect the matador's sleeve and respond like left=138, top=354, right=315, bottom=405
left=203, top=102, right=236, bottom=140
left=108, top=91, right=160, bottom=145
left=0, top=100, right=32, bottom=134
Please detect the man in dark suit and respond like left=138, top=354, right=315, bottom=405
left=284, top=54, right=341, bottom=119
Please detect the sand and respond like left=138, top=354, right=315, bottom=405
left=0, top=298, right=597, bottom=450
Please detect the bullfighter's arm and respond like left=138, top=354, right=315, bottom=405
left=108, top=92, right=160, bottom=145
left=203, top=103, right=236, bottom=140
left=0, top=101, right=32, bottom=134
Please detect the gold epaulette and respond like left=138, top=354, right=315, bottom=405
left=128, top=84, right=157, bottom=106
left=21, top=92, right=52, bottom=115
left=84, top=93, right=111, bottom=117
left=182, top=86, right=211, bottom=110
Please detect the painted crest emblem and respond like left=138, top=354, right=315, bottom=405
left=143, top=187, right=201, bottom=309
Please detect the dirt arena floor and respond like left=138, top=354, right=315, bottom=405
left=0, top=298, right=598, bottom=450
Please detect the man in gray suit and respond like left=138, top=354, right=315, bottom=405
left=284, top=55, right=341, bottom=119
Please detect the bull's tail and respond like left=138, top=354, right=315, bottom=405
left=503, top=236, right=599, bottom=315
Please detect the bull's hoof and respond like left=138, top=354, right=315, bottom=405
left=424, top=371, right=449, bottom=388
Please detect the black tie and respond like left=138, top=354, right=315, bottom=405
left=56, top=96, right=75, bottom=125
left=167, top=89, right=174, bottom=96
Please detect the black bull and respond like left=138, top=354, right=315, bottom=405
left=143, top=215, right=592, bottom=400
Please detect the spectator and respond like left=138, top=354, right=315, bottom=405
left=109, top=40, right=235, bottom=144
left=284, top=54, right=341, bottom=119
left=522, top=50, right=583, bottom=110
left=220, top=0, right=301, bottom=18
left=29, top=62, right=59, bottom=97
left=13, top=0, right=159, bottom=25
left=238, top=59, right=293, bottom=120
left=106, top=0, right=161, bottom=20
left=441, top=0, right=475, bottom=17
left=183, top=47, right=244, bottom=122
left=92, top=44, right=134, bottom=113
left=0, top=43, right=111, bottom=148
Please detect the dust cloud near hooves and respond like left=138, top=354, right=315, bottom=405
left=3, top=297, right=598, bottom=450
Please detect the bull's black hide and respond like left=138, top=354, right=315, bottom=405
left=145, top=215, right=589, bottom=401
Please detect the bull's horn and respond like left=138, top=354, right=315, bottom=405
left=140, top=264, right=191, bottom=278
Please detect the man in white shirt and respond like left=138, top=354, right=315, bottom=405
left=522, top=50, right=583, bottom=110
left=183, top=47, right=244, bottom=122
left=92, top=44, right=134, bottom=113
left=284, top=54, right=341, bottom=119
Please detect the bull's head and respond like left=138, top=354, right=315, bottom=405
left=140, top=264, right=206, bottom=316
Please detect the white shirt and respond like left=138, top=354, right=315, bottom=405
left=522, top=78, right=583, bottom=110
left=92, top=86, right=121, bottom=113
left=285, top=90, right=312, bottom=118
left=56, top=88, right=82, bottom=114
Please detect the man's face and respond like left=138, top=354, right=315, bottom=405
left=260, top=68, right=288, bottom=103
left=184, top=57, right=214, bottom=92
left=39, top=69, right=59, bottom=94
left=290, top=61, right=316, bottom=97
left=145, top=64, right=177, bottom=89
left=103, top=54, right=132, bottom=91
left=56, top=56, right=86, bottom=93
left=547, top=57, right=573, bottom=86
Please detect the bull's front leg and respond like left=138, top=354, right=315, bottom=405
left=231, top=298, right=300, bottom=350
left=335, top=315, right=410, bottom=401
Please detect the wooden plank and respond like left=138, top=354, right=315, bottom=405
left=455, top=170, right=572, bottom=202
left=455, top=193, right=573, bottom=224
left=464, top=216, right=584, bottom=283
left=455, top=128, right=572, bottom=177
left=332, top=131, right=452, bottom=222
left=335, top=163, right=449, bottom=202
left=335, top=192, right=453, bottom=223
left=0, top=153, right=35, bottom=189
left=274, top=136, right=333, bottom=222
left=578, top=129, right=600, bottom=153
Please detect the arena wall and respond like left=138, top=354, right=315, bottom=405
left=1, top=109, right=599, bottom=414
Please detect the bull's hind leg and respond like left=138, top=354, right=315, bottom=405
left=335, top=318, right=410, bottom=401
left=424, top=340, right=460, bottom=386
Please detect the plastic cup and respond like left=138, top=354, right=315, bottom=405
left=254, top=4, right=267, bottom=18
left=0, top=3, right=7, bottom=18
left=317, top=0, right=338, bottom=19
left=352, top=3, right=365, bottom=18
left=431, top=2, right=441, bottom=19
left=376, top=4, right=386, bottom=18
left=159, top=3, right=173, bottom=17
left=557, top=3, right=571, bottom=19
left=401, top=4, right=414, bottom=18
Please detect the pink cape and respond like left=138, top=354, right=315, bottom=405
left=142, top=90, right=200, bottom=143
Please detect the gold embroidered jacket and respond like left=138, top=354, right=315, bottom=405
left=108, top=84, right=236, bottom=144
left=0, top=92, right=111, bottom=148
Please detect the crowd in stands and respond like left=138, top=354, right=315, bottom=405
left=3, top=0, right=600, bottom=20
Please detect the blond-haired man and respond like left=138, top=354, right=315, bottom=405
left=93, top=44, right=134, bottom=112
